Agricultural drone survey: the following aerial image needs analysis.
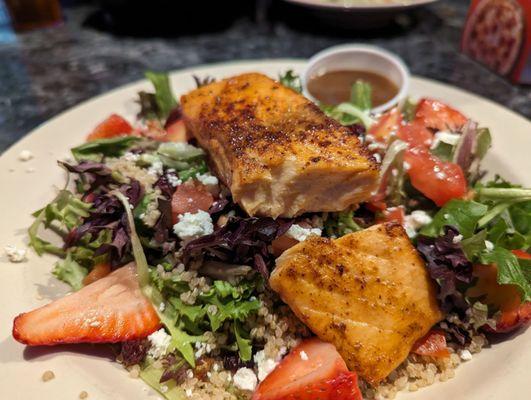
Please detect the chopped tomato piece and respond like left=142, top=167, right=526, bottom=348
left=404, top=147, right=467, bottom=206
left=86, top=114, right=133, bottom=141
left=412, top=330, right=450, bottom=358
left=377, top=206, right=405, bottom=225
left=83, top=262, right=111, bottom=286
left=467, top=263, right=531, bottom=333
left=369, top=107, right=402, bottom=142
left=414, top=98, right=468, bottom=132
left=397, top=121, right=433, bottom=148
left=171, top=181, right=214, bottom=224
left=253, top=338, right=362, bottom=400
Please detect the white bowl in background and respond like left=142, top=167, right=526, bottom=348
left=302, top=44, right=410, bottom=114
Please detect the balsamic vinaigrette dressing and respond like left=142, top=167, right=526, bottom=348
left=307, top=70, right=399, bottom=107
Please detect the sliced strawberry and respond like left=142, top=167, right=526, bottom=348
left=512, top=249, right=531, bottom=260
left=253, top=338, right=362, bottom=400
left=164, top=119, right=188, bottom=142
left=397, top=121, right=433, bottom=148
left=86, top=114, right=134, bottom=141
left=13, top=263, right=160, bottom=346
left=377, top=206, right=405, bottom=225
left=171, top=180, right=214, bottom=224
left=414, top=98, right=468, bottom=132
left=82, top=262, right=111, bottom=286
left=369, top=107, right=402, bottom=142
left=412, top=330, right=450, bottom=358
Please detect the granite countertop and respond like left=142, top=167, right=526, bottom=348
left=0, top=0, right=529, bottom=152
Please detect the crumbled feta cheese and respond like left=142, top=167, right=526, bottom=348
left=431, top=131, right=461, bottom=149
left=435, top=171, right=447, bottom=180
left=196, top=173, right=219, bottom=187
left=459, top=349, right=473, bottom=361
left=194, top=341, right=212, bottom=358
left=160, top=385, right=168, bottom=393
left=185, top=388, right=193, bottom=397
left=167, top=174, right=182, bottom=187
left=485, top=240, right=494, bottom=251
left=254, top=350, right=278, bottom=381
left=159, top=302, right=166, bottom=312
left=122, top=152, right=140, bottom=162
left=286, top=224, right=322, bottom=242
left=18, top=150, right=34, bottom=161
left=443, top=213, right=449, bottom=219
left=147, top=328, right=171, bottom=359
left=4, top=245, right=27, bottom=263
left=372, top=153, right=381, bottom=163
left=173, top=210, right=214, bottom=241
left=299, top=350, right=309, bottom=361
left=404, top=211, right=433, bottom=238
left=452, top=234, right=463, bottom=244
left=233, top=368, right=258, bottom=391
left=403, top=161, right=411, bottom=171
left=147, top=159, right=164, bottom=176
left=186, top=369, right=194, bottom=379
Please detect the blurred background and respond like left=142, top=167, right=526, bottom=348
left=0, top=0, right=530, bottom=151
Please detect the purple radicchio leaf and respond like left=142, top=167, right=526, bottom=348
left=155, top=174, right=177, bottom=199
left=59, top=160, right=113, bottom=192
left=159, top=353, right=189, bottom=384
left=453, top=120, right=477, bottom=173
left=65, top=180, right=144, bottom=265
left=417, top=226, right=473, bottom=314
left=119, top=339, right=149, bottom=367
left=183, top=217, right=292, bottom=280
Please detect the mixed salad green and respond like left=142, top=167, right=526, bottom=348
left=23, top=70, right=531, bottom=399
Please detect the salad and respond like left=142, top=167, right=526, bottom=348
left=12, top=70, right=531, bottom=400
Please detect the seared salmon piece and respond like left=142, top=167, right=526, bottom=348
left=180, top=73, right=378, bottom=218
left=270, top=223, right=443, bottom=385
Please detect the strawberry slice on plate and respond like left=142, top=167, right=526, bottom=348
left=414, top=98, right=468, bottom=132
left=253, top=338, right=362, bottom=400
left=13, top=263, right=160, bottom=346
left=86, top=114, right=134, bottom=141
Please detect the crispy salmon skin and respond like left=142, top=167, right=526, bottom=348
left=180, top=73, right=378, bottom=218
left=270, top=223, right=443, bottom=385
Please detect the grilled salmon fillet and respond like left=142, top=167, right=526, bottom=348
left=180, top=73, right=378, bottom=218
left=270, top=223, right=443, bottom=385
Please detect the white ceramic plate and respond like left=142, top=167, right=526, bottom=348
left=0, top=60, right=529, bottom=400
left=283, top=0, right=439, bottom=11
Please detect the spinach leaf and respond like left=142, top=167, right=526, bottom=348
left=420, top=200, right=488, bottom=238
left=479, top=247, right=531, bottom=302
left=71, top=136, right=141, bottom=162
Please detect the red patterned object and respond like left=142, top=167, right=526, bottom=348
left=462, top=0, right=531, bottom=84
